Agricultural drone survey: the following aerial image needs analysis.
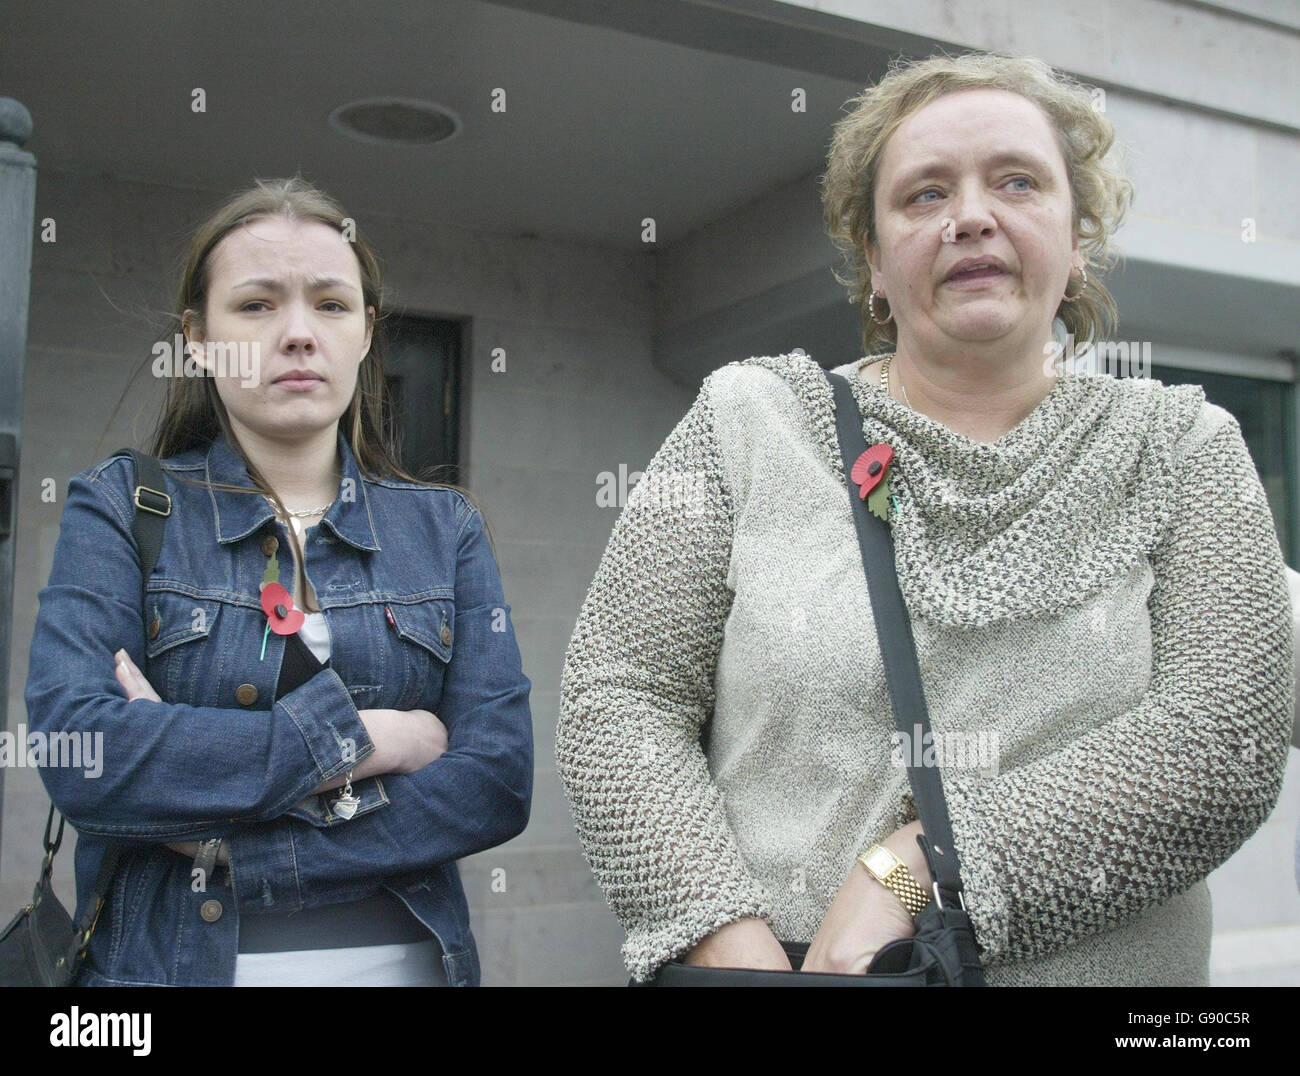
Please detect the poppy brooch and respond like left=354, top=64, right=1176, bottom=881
left=258, top=580, right=304, bottom=660
left=850, top=443, right=898, bottom=522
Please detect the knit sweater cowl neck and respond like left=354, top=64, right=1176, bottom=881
left=558, top=344, right=1291, bottom=984
left=742, top=351, right=1207, bottom=629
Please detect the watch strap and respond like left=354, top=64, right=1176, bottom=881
left=858, top=846, right=929, bottom=917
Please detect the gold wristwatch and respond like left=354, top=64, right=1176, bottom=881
left=858, top=844, right=929, bottom=918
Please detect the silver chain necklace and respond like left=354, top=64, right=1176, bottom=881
left=264, top=496, right=332, bottom=536
left=267, top=499, right=332, bottom=518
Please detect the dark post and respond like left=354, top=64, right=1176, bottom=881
left=0, top=97, right=37, bottom=857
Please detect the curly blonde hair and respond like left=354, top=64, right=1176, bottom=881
left=822, top=52, right=1134, bottom=355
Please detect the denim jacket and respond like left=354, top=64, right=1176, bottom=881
left=25, top=431, right=533, bottom=986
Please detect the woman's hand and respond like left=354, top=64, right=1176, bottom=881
left=358, top=708, right=449, bottom=775
left=682, top=916, right=793, bottom=971
left=114, top=649, right=160, bottom=702
left=802, top=865, right=917, bottom=973
left=802, top=821, right=932, bottom=974
left=306, top=709, right=448, bottom=795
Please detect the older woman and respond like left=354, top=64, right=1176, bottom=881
left=556, top=52, right=1294, bottom=986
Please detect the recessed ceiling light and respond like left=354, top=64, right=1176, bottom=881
left=329, top=97, right=462, bottom=146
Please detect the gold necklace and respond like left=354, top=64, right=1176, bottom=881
left=879, top=354, right=913, bottom=409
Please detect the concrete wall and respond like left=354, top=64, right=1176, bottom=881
left=655, top=85, right=1300, bottom=384
left=773, top=0, right=1299, bottom=128
left=1, top=170, right=691, bottom=986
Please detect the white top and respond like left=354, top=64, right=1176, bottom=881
left=298, top=611, right=331, bottom=665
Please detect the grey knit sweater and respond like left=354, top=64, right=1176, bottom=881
left=556, top=351, right=1294, bottom=985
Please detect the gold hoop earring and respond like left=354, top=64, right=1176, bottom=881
left=868, top=290, right=893, bottom=325
left=1061, top=265, right=1088, bottom=303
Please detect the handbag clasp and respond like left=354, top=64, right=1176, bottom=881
left=933, top=881, right=967, bottom=912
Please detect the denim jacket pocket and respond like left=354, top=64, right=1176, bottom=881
left=347, top=684, right=383, bottom=708
left=386, top=600, right=454, bottom=710
left=143, top=590, right=222, bottom=702
left=103, top=845, right=183, bottom=974
left=283, top=775, right=390, bottom=827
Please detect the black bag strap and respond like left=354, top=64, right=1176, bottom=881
left=120, top=448, right=171, bottom=608
left=54, top=448, right=171, bottom=966
left=824, top=371, right=970, bottom=913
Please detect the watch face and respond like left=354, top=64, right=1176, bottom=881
left=865, top=847, right=898, bottom=876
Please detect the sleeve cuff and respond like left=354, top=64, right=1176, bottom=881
left=282, top=776, right=390, bottom=828
left=621, top=892, right=775, bottom=983
left=228, top=819, right=302, bottom=914
left=275, top=668, right=375, bottom=788
left=942, top=769, right=1011, bottom=965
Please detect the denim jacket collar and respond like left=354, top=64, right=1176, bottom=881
left=203, top=429, right=381, bottom=552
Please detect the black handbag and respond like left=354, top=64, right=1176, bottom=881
left=648, top=369, right=986, bottom=986
left=0, top=448, right=169, bottom=986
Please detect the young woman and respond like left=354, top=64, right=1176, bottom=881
left=26, top=177, right=533, bottom=986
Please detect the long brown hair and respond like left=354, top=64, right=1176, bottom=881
left=146, top=176, right=493, bottom=554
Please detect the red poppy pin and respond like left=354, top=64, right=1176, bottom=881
left=850, top=443, right=896, bottom=522
left=260, top=582, right=305, bottom=635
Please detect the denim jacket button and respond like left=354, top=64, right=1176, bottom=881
left=199, top=899, right=223, bottom=923
left=235, top=683, right=259, bottom=706
left=261, top=535, right=278, bottom=556
left=148, top=613, right=161, bottom=640
left=440, top=625, right=452, bottom=645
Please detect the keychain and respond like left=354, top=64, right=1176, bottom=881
left=331, top=770, right=360, bottom=820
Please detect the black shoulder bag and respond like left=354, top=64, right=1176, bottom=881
left=0, top=448, right=170, bottom=986
left=649, top=370, right=986, bottom=986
